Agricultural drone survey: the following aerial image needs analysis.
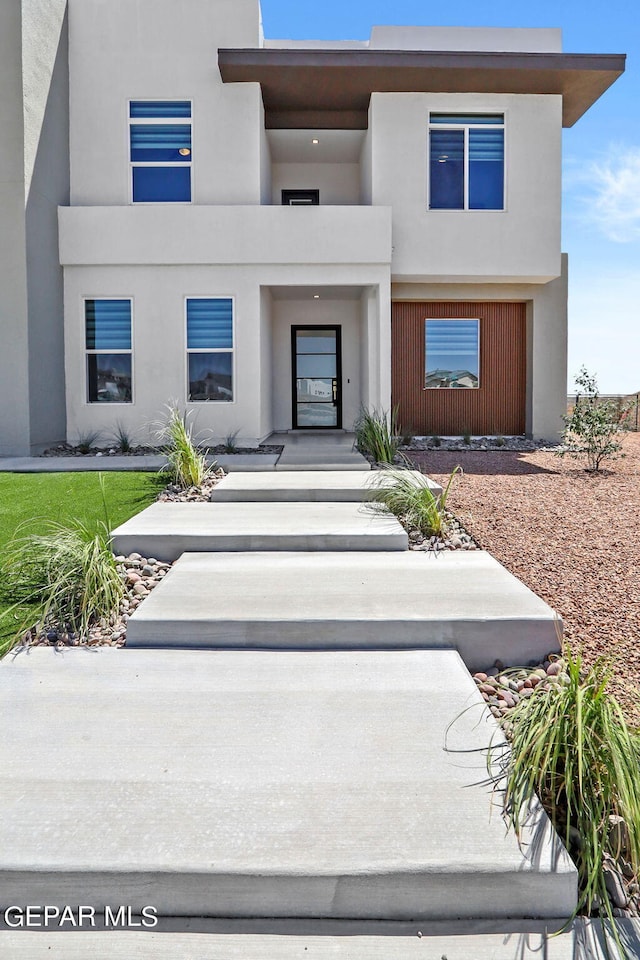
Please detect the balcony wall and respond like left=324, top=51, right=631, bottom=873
left=59, top=205, right=392, bottom=266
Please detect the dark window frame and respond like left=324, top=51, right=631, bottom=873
left=282, top=189, right=320, bottom=206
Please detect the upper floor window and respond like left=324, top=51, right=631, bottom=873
left=85, top=299, right=133, bottom=403
left=429, top=114, right=504, bottom=211
left=425, top=318, right=480, bottom=389
left=186, top=298, right=234, bottom=402
left=129, top=101, right=192, bottom=202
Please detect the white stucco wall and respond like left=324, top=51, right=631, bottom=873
left=0, top=0, right=31, bottom=455
left=369, top=92, right=562, bottom=283
left=59, top=205, right=392, bottom=266
left=369, top=26, right=562, bottom=53
left=68, top=0, right=263, bottom=206
left=0, top=0, right=68, bottom=455
left=259, top=286, right=273, bottom=438
left=64, top=265, right=266, bottom=445
left=64, top=263, right=390, bottom=444
left=25, top=0, right=69, bottom=450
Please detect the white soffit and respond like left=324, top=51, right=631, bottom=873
left=267, top=129, right=366, bottom=163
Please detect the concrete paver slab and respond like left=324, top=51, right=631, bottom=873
left=0, top=648, right=576, bottom=920
left=2, top=919, right=634, bottom=959
left=268, top=431, right=370, bottom=471
left=112, top=502, right=407, bottom=561
left=0, top=454, right=279, bottom=473
left=0, top=455, right=166, bottom=472
left=210, top=470, right=442, bottom=502
left=126, top=550, right=560, bottom=670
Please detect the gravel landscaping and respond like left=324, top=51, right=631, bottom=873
left=409, top=432, right=640, bottom=721
left=42, top=442, right=283, bottom=457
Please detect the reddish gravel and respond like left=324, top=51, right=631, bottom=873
left=409, top=435, right=640, bottom=721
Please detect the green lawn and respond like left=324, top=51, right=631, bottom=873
left=0, top=471, right=164, bottom=651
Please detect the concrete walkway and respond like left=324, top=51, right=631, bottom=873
left=0, top=648, right=575, bottom=921
left=112, top=501, right=408, bottom=560
left=0, top=461, right=579, bottom=952
left=0, top=453, right=279, bottom=472
left=209, top=470, right=442, bottom=501
left=3, top=920, right=638, bottom=960
left=126, top=550, right=559, bottom=670
left=269, top=431, right=370, bottom=470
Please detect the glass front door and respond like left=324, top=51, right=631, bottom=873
left=292, top=326, right=342, bottom=429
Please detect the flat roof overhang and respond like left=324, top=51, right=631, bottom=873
left=218, top=48, right=625, bottom=128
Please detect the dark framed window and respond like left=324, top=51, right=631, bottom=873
left=425, top=318, right=480, bottom=389
left=186, top=298, right=234, bottom=402
left=282, top=189, right=320, bottom=206
left=429, top=114, right=504, bottom=210
left=85, top=299, right=132, bottom=403
left=130, top=100, right=192, bottom=202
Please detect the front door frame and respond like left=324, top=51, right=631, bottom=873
left=291, top=325, right=342, bottom=430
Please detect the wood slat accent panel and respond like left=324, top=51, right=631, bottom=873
left=392, top=302, right=526, bottom=436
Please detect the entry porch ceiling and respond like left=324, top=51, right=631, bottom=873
left=268, top=285, right=367, bottom=301
left=218, top=49, right=625, bottom=129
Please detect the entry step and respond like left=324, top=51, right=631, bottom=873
left=126, top=550, right=561, bottom=670
left=210, top=470, right=442, bottom=502
left=0, top=648, right=576, bottom=921
left=111, top=502, right=407, bottom=562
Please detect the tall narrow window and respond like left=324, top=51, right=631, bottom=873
left=130, top=101, right=192, bottom=202
left=85, top=299, right=132, bottom=403
left=425, top=319, right=480, bottom=389
left=429, top=114, right=504, bottom=210
left=186, top=298, right=234, bottom=402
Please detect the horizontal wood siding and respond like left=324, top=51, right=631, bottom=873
left=392, top=302, right=526, bottom=435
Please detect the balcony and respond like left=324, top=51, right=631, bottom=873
left=58, top=204, right=392, bottom=267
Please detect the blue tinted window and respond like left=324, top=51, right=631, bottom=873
left=187, top=299, right=233, bottom=350
left=132, top=166, right=191, bottom=202
left=129, top=101, right=192, bottom=202
left=87, top=355, right=132, bottom=403
left=425, top=319, right=479, bottom=389
left=469, top=129, right=504, bottom=210
left=429, top=115, right=504, bottom=211
left=130, top=101, right=191, bottom=118
left=429, top=130, right=464, bottom=209
left=130, top=124, right=192, bottom=162
left=430, top=114, right=503, bottom=125
left=186, top=299, right=233, bottom=402
left=86, top=299, right=132, bottom=403
left=188, top=353, right=233, bottom=402
left=85, top=300, right=131, bottom=350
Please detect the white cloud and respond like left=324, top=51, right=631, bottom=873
left=568, top=147, right=640, bottom=242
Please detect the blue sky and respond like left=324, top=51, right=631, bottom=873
left=261, top=0, right=638, bottom=393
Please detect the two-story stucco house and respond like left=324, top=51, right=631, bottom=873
left=0, top=0, right=624, bottom=454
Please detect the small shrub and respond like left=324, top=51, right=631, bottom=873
left=494, top=434, right=506, bottom=448
left=400, top=424, right=414, bottom=446
left=493, top=649, right=640, bottom=957
left=558, top=367, right=628, bottom=472
left=158, top=405, right=212, bottom=489
left=0, top=516, right=124, bottom=650
left=430, top=435, right=442, bottom=448
left=223, top=429, right=240, bottom=454
left=462, top=431, right=472, bottom=446
left=354, top=407, right=401, bottom=464
left=370, top=465, right=461, bottom=538
left=111, top=421, right=135, bottom=454
left=76, top=429, right=102, bottom=454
